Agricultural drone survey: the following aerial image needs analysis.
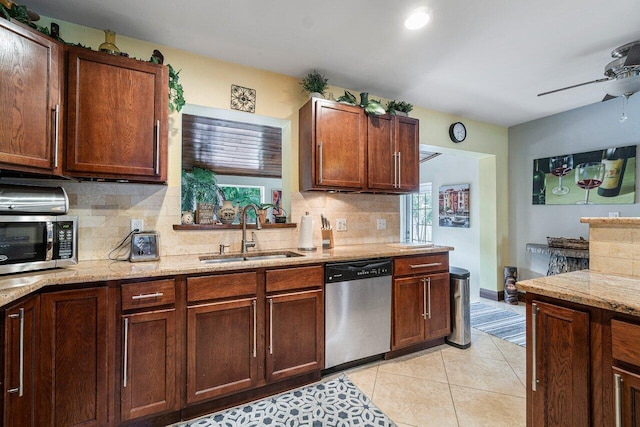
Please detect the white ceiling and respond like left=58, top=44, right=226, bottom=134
left=27, top=0, right=640, bottom=127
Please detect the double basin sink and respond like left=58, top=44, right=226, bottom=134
left=199, top=250, right=304, bottom=264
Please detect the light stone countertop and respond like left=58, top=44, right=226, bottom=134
left=0, top=243, right=453, bottom=308
left=580, top=217, right=640, bottom=225
left=517, top=270, right=640, bottom=316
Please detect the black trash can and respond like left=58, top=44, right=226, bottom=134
left=446, top=266, right=471, bottom=349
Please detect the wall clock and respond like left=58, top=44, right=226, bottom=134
left=230, top=84, right=256, bottom=113
left=449, top=122, right=467, bottom=143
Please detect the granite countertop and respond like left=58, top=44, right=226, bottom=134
left=525, top=243, right=589, bottom=258
left=517, top=270, right=640, bottom=316
left=0, top=243, right=453, bottom=308
left=580, top=217, right=640, bottom=225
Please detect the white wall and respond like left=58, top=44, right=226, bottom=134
left=421, top=153, right=482, bottom=299
left=508, top=96, right=640, bottom=280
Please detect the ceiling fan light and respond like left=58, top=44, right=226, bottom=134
left=604, top=75, right=640, bottom=97
left=405, top=9, right=430, bottom=30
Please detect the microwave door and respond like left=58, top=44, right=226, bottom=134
left=0, top=221, right=49, bottom=265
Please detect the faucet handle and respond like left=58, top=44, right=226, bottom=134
left=219, top=244, right=230, bottom=255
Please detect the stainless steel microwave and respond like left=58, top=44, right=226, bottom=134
left=0, top=215, right=78, bottom=275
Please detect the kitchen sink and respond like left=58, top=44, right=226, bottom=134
left=199, top=250, right=304, bottom=264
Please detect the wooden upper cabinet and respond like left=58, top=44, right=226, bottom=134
left=299, top=98, right=366, bottom=191
left=367, top=114, right=419, bottom=192
left=65, top=47, right=168, bottom=182
left=0, top=19, right=63, bottom=175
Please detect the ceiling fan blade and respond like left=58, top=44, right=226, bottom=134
left=602, top=94, right=617, bottom=102
left=537, top=78, right=611, bottom=97
left=623, top=43, right=640, bottom=66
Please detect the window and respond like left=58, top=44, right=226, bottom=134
left=402, top=182, right=433, bottom=242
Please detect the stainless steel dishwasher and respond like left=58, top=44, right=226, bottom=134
left=324, top=258, right=392, bottom=369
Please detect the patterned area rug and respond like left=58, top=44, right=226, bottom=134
left=175, top=375, right=395, bottom=427
left=470, top=301, right=526, bottom=347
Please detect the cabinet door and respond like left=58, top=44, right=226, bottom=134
left=395, top=115, right=420, bottom=192
left=187, top=298, right=258, bottom=403
left=613, top=367, right=640, bottom=427
left=0, top=19, right=63, bottom=174
left=314, top=100, right=366, bottom=189
left=367, top=114, right=396, bottom=191
left=528, top=300, right=590, bottom=427
left=3, top=296, right=39, bottom=427
left=392, top=276, right=425, bottom=349
left=66, top=47, right=168, bottom=182
left=266, top=289, right=323, bottom=382
left=423, top=272, right=451, bottom=340
left=39, top=288, right=108, bottom=427
left=120, top=309, right=177, bottom=422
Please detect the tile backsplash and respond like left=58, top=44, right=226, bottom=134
left=589, top=223, right=640, bottom=277
left=61, top=182, right=402, bottom=260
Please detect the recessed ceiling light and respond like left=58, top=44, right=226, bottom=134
left=405, top=8, right=430, bottom=30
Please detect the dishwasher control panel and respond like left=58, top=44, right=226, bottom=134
left=325, top=259, right=392, bottom=283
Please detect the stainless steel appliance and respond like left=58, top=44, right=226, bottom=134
left=0, top=184, right=77, bottom=275
left=446, top=266, right=471, bottom=349
left=325, top=258, right=392, bottom=369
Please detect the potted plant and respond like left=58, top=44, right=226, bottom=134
left=300, top=70, right=329, bottom=99
left=386, top=100, right=414, bottom=116
left=336, top=91, right=385, bottom=116
left=181, top=167, right=225, bottom=218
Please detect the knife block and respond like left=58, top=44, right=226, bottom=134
left=321, top=229, right=334, bottom=249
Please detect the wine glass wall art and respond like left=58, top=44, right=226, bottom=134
left=531, top=145, right=636, bottom=205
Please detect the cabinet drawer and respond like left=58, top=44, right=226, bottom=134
left=612, top=319, right=640, bottom=366
left=121, top=279, right=175, bottom=310
left=394, top=254, right=449, bottom=276
left=187, top=272, right=257, bottom=303
left=266, top=264, right=323, bottom=293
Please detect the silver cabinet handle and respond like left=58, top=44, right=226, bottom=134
left=393, top=152, right=398, bottom=188
left=252, top=299, right=257, bottom=358
left=131, top=292, right=164, bottom=300
left=410, top=263, right=442, bottom=269
left=427, top=277, right=431, bottom=319
left=54, top=104, right=60, bottom=168
left=421, top=278, right=427, bottom=319
left=318, top=142, right=323, bottom=184
left=614, top=372, right=623, bottom=427
left=155, top=120, right=160, bottom=175
left=398, top=151, right=402, bottom=188
left=268, top=298, right=274, bottom=355
left=532, top=303, right=538, bottom=391
left=123, top=317, right=129, bottom=388
left=7, top=308, right=24, bottom=397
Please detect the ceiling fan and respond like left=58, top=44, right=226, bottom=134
left=538, top=40, right=640, bottom=101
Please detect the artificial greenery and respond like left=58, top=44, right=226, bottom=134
left=336, top=91, right=385, bottom=116
left=300, top=70, right=329, bottom=96
left=386, top=100, right=414, bottom=115
left=151, top=56, right=185, bottom=113
left=181, top=167, right=224, bottom=212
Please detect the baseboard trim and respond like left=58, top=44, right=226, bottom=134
left=479, top=288, right=504, bottom=301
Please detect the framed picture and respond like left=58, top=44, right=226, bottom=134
left=532, top=145, right=636, bottom=205
left=439, top=184, right=470, bottom=228
left=271, top=189, right=282, bottom=215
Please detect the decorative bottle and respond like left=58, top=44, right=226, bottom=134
left=99, top=30, right=120, bottom=55
left=532, top=159, right=546, bottom=204
left=597, top=147, right=627, bottom=197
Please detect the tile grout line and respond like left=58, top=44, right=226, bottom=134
left=440, top=348, right=462, bottom=427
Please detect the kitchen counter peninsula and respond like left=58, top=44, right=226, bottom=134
left=0, top=243, right=453, bottom=307
left=517, top=269, right=640, bottom=316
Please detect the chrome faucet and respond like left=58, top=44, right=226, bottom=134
left=241, top=203, right=262, bottom=253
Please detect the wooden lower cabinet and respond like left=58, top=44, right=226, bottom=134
left=187, top=298, right=258, bottom=404
left=392, top=272, right=450, bottom=349
left=120, top=309, right=177, bottom=422
left=266, top=289, right=323, bottom=382
left=39, top=287, right=108, bottom=427
left=527, top=298, right=590, bottom=427
left=3, top=296, right=39, bottom=427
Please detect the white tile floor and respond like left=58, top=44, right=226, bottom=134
left=346, top=299, right=527, bottom=427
